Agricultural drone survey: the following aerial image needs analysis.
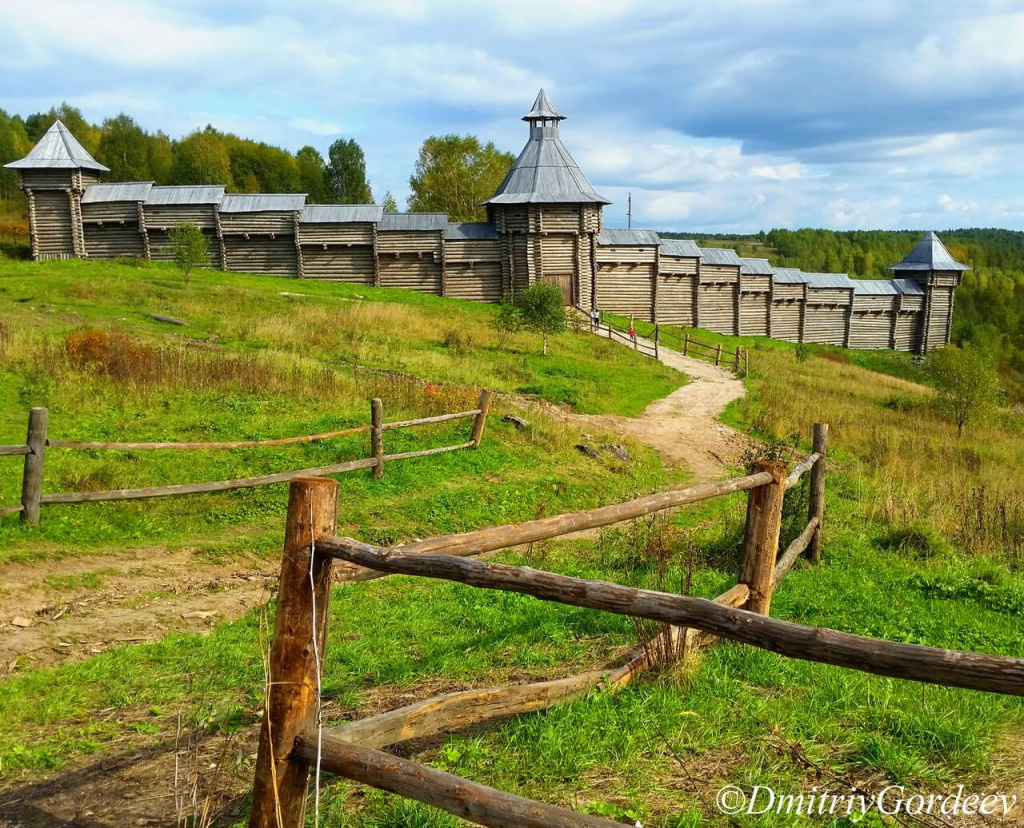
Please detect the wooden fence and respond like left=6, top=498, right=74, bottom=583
left=579, top=310, right=749, bottom=375
left=1, top=392, right=492, bottom=526
left=248, top=421, right=1024, bottom=825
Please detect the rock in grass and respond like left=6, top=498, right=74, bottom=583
left=149, top=313, right=186, bottom=326
left=11, top=616, right=32, bottom=628
left=603, top=444, right=632, bottom=462
left=575, top=444, right=601, bottom=459
left=502, top=414, right=529, bottom=430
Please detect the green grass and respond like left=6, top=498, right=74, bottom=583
left=0, top=258, right=683, bottom=564
left=3, top=259, right=1024, bottom=824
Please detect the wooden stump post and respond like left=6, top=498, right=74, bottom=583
left=20, top=407, right=48, bottom=526
left=734, top=347, right=741, bottom=371
left=808, top=423, right=829, bottom=564
left=739, top=460, right=786, bottom=615
left=715, top=343, right=722, bottom=366
left=744, top=348, right=749, bottom=376
left=654, top=325, right=660, bottom=359
left=683, top=333, right=689, bottom=356
left=371, top=398, right=384, bottom=479
left=470, top=389, right=492, bottom=447
left=250, top=476, right=339, bottom=828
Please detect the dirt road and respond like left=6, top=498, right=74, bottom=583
left=576, top=339, right=749, bottom=480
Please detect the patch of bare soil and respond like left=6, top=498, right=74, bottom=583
left=551, top=337, right=751, bottom=482
left=0, top=548, right=279, bottom=672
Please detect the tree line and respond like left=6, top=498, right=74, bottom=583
left=0, top=103, right=514, bottom=221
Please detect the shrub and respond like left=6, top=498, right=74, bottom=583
left=491, top=294, right=522, bottom=349
left=927, top=344, right=1000, bottom=436
left=515, top=283, right=566, bottom=356
left=794, top=343, right=813, bottom=362
left=442, top=327, right=473, bottom=356
left=167, top=222, right=210, bottom=286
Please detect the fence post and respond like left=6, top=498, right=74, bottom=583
left=683, top=333, right=689, bottom=355
left=250, top=476, right=339, bottom=828
left=808, top=423, right=829, bottom=564
left=715, top=343, right=722, bottom=366
left=734, top=347, right=741, bottom=371
left=744, top=348, right=749, bottom=376
left=20, top=407, right=48, bottom=526
left=654, top=325, right=660, bottom=359
left=471, top=389, right=492, bottom=447
left=371, top=398, right=384, bottom=479
left=739, top=460, right=786, bottom=615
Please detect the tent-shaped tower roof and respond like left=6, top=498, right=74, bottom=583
left=483, top=90, right=610, bottom=206
left=522, top=89, right=565, bottom=123
left=889, top=232, right=971, bottom=272
left=4, top=120, right=109, bottom=172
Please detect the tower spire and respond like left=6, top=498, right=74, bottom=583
left=522, top=89, right=566, bottom=128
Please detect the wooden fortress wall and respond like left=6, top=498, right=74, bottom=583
left=19, top=180, right=952, bottom=353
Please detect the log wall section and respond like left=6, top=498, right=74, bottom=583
left=17, top=168, right=954, bottom=354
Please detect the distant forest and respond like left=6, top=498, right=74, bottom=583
left=0, top=103, right=513, bottom=221
left=665, top=228, right=1024, bottom=389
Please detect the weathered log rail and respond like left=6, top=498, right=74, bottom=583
left=4, top=392, right=491, bottom=525
left=250, top=426, right=845, bottom=827
left=588, top=310, right=750, bottom=375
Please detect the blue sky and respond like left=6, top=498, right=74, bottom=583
left=3, top=0, right=1024, bottom=232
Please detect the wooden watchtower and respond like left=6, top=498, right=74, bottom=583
left=4, top=120, right=108, bottom=260
left=482, top=90, right=610, bottom=307
left=888, top=232, right=971, bottom=353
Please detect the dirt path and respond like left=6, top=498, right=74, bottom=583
left=0, top=547, right=279, bottom=672
left=557, top=335, right=750, bottom=481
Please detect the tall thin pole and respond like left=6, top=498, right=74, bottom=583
left=627, top=192, right=632, bottom=229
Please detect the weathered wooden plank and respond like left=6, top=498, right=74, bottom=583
left=784, top=452, right=820, bottom=490
left=773, top=516, right=819, bottom=585
left=250, top=478, right=338, bottom=828
left=21, top=407, right=48, bottom=525
left=291, top=735, right=622, bottom=828
left=808, top=423, right=829, bottom=563
left=324, top=542, right=1024, bottom=697
left=0, top=445, right=30, bottom=457
left=40, top=457, right=378, bottom=504
left=739, top=460, right=786, bottom=615
left=381, top=410, right=480, bottom=431
left=47, top=424, right=371, bottom=451
left=321, top=472, right=772, bottom=583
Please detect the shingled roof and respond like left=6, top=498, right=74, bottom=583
left=483, top=91, right=610, bottom=206
left=889, top=232, right=971, bottom=272
left=4, top=120, right=109, bottom=172
left=522, top=89, right=565, bottom=122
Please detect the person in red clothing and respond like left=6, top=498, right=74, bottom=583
left=628, top=315, right=636, bottom=342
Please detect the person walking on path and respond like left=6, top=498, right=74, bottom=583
left=590, top=308, right=600, bottom=331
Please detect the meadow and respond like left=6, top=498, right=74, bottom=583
left=1, top=260, right=1023, bottom=826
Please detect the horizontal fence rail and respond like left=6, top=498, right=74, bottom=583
left=292, top=734, right=622, bottom=828
left=45, top=424, right=372, bottom=451
left=6, top=393, right=492, bottom=525
left=325, top=540, right=1024, bottom=697
left=321, top=471, right=772, bottom=583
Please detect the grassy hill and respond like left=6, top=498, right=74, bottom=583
left=2, top=260, right=1024, bottom=825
